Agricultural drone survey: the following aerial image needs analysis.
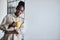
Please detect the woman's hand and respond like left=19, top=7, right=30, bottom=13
left=8, top=22, right=16, bottom=28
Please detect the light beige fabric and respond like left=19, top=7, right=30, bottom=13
left=0, top=13, right=24, bottom=40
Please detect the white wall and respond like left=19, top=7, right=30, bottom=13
left=0, top=0, right=7, bottom=38
left=25, top=0, right=60, bottom=40
left=0, top=0, right=7, bottom=24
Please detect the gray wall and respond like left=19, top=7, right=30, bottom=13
left=0, top=0, right=7, bottom=39
left=0, top=0, right=7, bottom=24
left=25, top=0, right=60, bottom=40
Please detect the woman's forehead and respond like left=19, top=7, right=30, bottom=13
left=17, top=6, right=24, bottom=10
left=18, top=6, right=24, bottom=8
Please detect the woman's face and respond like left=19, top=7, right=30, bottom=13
left=16, top=6, right=24, bottom=16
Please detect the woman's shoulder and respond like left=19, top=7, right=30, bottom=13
left=6, top=14, right=12, bottom=17
left=3, top=14, right=13, bottom=19
left=7, top=14, right=12, bottom=16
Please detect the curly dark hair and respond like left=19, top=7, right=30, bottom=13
left=16, top=1, right=25, bottom=9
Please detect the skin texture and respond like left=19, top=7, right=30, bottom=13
left=6, top=6, right=24, bottom=34
left=15, top=6, right=24, bottom=17
left=9, top=6, right=24, bottom=28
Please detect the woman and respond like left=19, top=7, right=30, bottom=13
left=0, top=1, right=25, bottom=40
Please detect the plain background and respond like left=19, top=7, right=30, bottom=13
left=25, top=0, right=60, bottom=40
left=0, top=0, right=7, bottom=38
left=0, top=0, right=60, bottom=40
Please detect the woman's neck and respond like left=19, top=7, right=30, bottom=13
left=14, top=13, right=19, bottom=17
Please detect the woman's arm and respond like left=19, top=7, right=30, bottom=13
left=0, top=15, right=18, bottom=34
left=0, top=15, right=8, bottom=31
left=5, top=30, right=18, bottom=34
